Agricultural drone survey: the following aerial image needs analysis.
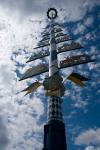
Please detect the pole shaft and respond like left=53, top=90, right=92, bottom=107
left=43, top=15, right=67, bottom=150
left=48, top=19, right=63, bottom=123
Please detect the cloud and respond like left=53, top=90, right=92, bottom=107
left=0, top=0, right=44, bottom=17
left=0, top=94, right=45, bottom=150
left=85, top=146, right=100, bottom=150
left=0, top=117, right=9, bottom=150
left=0, top=47, right=45, bottom=150
left=84, top=17, right=94, bottom=27
left=75, top=128, right=100, bottom=145
left=0, top=0, right=99, bottom=21
left=74, top=23, right=86, bottom=35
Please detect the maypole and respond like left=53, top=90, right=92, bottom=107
left=19, top=8, right=94, bottom=150
left=43, top=8, right=67, bottom=150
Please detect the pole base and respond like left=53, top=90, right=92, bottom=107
left=43, top=120, right=67, bottom=150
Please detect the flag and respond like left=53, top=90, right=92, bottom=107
left=70, top=73, right=90, bottom=81
left=22, top=81, right=42, bottom=95
left=67, top=74, right=85, bottom=87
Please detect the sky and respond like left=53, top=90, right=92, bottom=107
left=0, top=0, right=100, bottom=150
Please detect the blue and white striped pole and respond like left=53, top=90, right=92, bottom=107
left=43, top=8, right=67, bottom=150
left=48, top=16, right=63, bottom=122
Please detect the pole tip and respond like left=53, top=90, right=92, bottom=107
left=47, top=8, right=58, bottom=20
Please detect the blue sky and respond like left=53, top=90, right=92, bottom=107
left=0, top=0, right=100, bottom=150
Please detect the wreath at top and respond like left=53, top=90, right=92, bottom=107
left=47, top=8, right=58, bottom=19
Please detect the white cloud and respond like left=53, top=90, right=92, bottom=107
left=74, top=23, right=86, bottom=35
left=74, top=99, right=88, bottom=108
left=85, top=33, right=91, bottom=40
left=85, top=146, right=100, bottom=150
left=0, top=94, right=45, bottom=150
left=83, top=0, right=100, bottom=11
left=0, top=117, right=9, bottom=150
left=0, top=0, right=99, bottom=22
left=84, top=17, right=94, bottom=27
left=75, top=128, right=100, bottom=145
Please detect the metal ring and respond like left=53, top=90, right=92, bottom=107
left=47, top=8, right=58, bottom=19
